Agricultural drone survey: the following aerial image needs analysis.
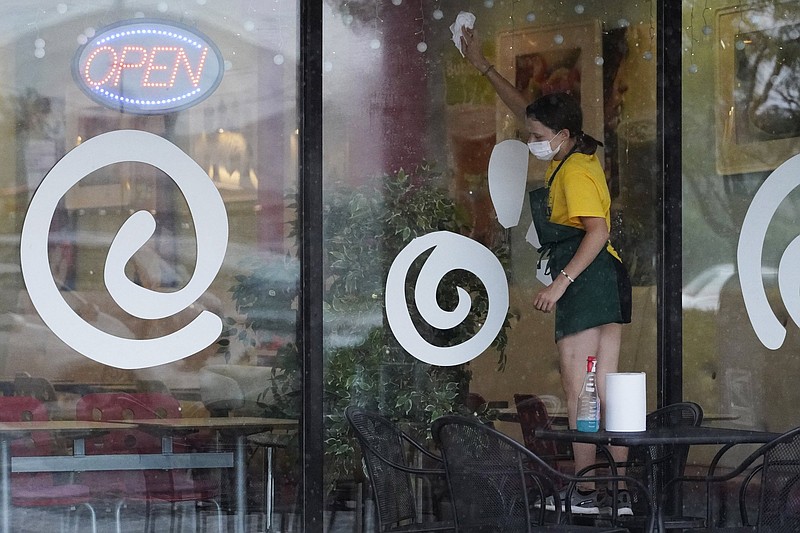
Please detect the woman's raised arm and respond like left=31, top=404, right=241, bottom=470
left=460, top=26, right=530, bottom=122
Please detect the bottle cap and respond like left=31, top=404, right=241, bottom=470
left=586, top=356, right=597, bottom=372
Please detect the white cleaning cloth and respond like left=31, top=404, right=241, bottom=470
left=449, top=11, right=476, bottom=57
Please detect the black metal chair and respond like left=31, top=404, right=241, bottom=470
left=663, top=425, right=800, bottom=532
left=345, top=406, right=454, bottom=532
left=621, top=402, right=706, bottom=529
left=432, top=415, right=655, bottom=533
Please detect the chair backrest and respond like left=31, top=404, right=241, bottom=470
left=538, top=394, right=562, bottom=413
left=753, top=428, right=800, bottom=531
left=514, top=393, right=568, bottom=459
left=13, top=374, right=57, bottom=402
left=0, top=396, right=50, bottom=456
left=345, top=406, right=419, bottom=530
left=627, top=402, right=703, bottom=514
left=432, top=415, right=541, bottom=532
left=464, top=392, right=486, bottom=413
left=76, top=392, right=182, bottom=454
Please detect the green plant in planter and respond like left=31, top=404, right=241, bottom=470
left=223, top=163, right=512, bottom=494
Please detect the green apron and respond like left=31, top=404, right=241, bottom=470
left=528, top=150, right=628, bottom=341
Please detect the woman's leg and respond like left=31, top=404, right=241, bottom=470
left=593, top=322, right=628, bottom=470
left=557, top=322, right=625, bottom=491
left=557, top=326, right=602, bottom=491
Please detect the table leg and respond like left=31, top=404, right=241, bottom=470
left=265, top=446, right=274, bottom=531
left=0, top=439, right=8, bottom=533
left=235, top=434, right=246, bottom=533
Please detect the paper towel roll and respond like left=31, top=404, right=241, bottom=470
left=605, top=372, right=647, bottom=432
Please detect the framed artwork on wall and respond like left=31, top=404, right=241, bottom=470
left=716, top=6, right=800, bottom=175
left=495, top=19, right=604, bottom=183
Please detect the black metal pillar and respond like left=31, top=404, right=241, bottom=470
left=657, top=0, right=683, bottom=408
left=299, top=0, right=324, bottom=530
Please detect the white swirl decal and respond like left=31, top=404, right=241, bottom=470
left=737, top=153, right=800, bottom=350
left=385, top=231, right=509, bottom=366
left=20, top=130, right=228, bottom=369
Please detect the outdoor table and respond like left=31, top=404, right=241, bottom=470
left=498, top=407, right=739, bottom=426
left=130, top=417, right=297, bottom=533
left=534, top=426, right=780, bottom=531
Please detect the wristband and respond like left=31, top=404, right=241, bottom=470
left=481, top=64, right=495, bottom=76
left=560, top=270, right=575, bottom=283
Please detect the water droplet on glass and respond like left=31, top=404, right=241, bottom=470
left=433, top=9, right=443, bottom=20
left=484, top=0, right=494, bottom=8
left=417, top=42, right=428, bottom=53
left=34, top=48, right=45, bottom=59
left=273, top=54, right=284, bottom=65
left=735, top=40, right=745, bottom=50
left=688, top=64, right=698, bottom=74
left=323, top=61, right=333, bottom=72
left=594, top=56, right=604, bottom=66
left=643, top=50, right=653, bottom=61
left=575, top=4, right=585, bottom=14
left=370, top=39, right=381, bottom=50
left=34, top=38, right=45, bottom=49
left=526, top=12, right=536, bottom=22
left=553, top=34, right=564, bottom=45
left=618, top=18, right=630, bottom=27
left=702, top=25, right=713, bottom=36
left=57, top=3, right=68, bottom=14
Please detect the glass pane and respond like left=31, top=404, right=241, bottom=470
left=683, top=1, right=800, bottom=432
left=0, top=2, right=299, bottom=530
left=323, top=1, right=657, bottom=529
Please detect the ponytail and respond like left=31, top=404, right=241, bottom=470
left=574, top=130, right=603, bottom=155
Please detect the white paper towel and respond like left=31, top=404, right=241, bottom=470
left=449, top=12, right=476, bottom=56
left=605, top=372, right=647, bottom=432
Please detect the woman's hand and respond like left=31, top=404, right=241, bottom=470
left=460, top=27, right=491, bottom=73
left=533, top=275, right=570, bottom=313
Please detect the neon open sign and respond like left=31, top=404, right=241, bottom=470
left=73, top=20, right=223, bottom=114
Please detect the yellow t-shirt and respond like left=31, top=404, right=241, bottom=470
left=545, top=153, right=621, bottom=261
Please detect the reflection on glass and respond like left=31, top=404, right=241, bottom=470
left=0, top=1, right=299, bottom=529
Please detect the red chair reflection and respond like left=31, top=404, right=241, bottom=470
left=75, top=392, right=222, bottom=533
left=0, top=396, right=97, bottom=532
left=514, top=393, right=574, bottom=472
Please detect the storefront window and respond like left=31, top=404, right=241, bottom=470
left=683, top=1, right=800, bottom=434
left=14, top=0, right=800, bottom=527
left=322, top=1, right=658, bottom=528
left=0, top=2, right=299, bottom=530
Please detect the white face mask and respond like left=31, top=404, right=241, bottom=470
left=528, top=133, right=564, bottom=161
